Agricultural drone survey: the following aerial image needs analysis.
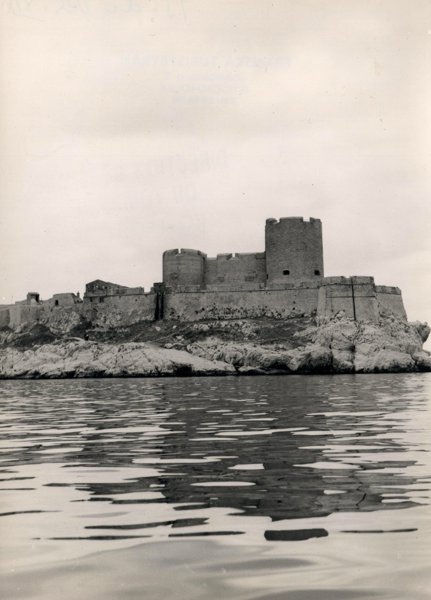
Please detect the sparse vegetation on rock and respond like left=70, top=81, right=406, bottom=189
left=0, top=313, right=429, bottom=378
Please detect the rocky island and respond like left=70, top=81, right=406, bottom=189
left=1, top=216, right=429, bottom=378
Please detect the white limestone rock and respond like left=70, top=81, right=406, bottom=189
left=186, top=316, right=430, bottom=374
left=0, top=340, right=235, bottom=378
left=1, top=315, right=429, bottom=377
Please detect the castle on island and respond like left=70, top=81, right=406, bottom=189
left=0, top=217, right=407, bottom=330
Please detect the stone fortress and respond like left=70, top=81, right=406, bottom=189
left=0, top=217, right=407, bottom=330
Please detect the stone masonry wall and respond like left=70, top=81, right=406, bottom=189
left=46, top=293, right=80, bottom=308
left=376, top=286, right=407, bottom=319
left=164, top=285, right=320, bottom=321
left=3, top=279, right=408, bottom=331
left=0, top=308, right=11, bottom=328
left=204, top=252, right=266, bottom=287
left=8, top=304, right=45, bottom=329
left=352, top=277, right=379, bottom=322
left=163, top=249, right=206, bottom=289
left=81, top=293, right=156, bottom=328
left=317, top=277, right=380, bottom=322
left=265, top=217, right=324, bottom=283
left=5, top=293, right=157, bottom=332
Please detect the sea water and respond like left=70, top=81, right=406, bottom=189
left=0, top=374, right=430, bottom=599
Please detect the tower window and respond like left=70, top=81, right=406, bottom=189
left=54, top=300, right=59, bottom=307
left=283, top=269, right=290, bottom=275
left=314, top=269, right=321, bottom=276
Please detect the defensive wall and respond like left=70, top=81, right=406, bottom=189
left=0, top=277, right=407, bottom=330
left=265, top=217, right=324, bottom=283
left=375, top=285, right=407, bottom=319
left=163, top=249, right=267, bottom=288
left=0, top=216, right=408, bottom=330
left=164, top=282, right=320, bottom=321
left=317, top=277, right=378, bottom=322
left=163, top=217, right=324, bottom=290
left=205, top=252, right=266, bottom=287
left=0, top=292, right=155, bottom=332
left=163, top=249, right=206, bottom=288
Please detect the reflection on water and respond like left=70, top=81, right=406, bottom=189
left=0, top=374, right=430, bottom=599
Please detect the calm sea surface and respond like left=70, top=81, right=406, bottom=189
left=0, top=374, right=430, bottom=599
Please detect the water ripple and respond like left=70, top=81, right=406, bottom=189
left=1, top=374, right=431, bottom=599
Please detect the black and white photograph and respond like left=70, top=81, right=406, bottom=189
left=1, top=1, right=430, bottom=598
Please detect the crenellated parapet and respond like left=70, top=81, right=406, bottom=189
left=204, top=251, right=266, bottom=287
left=265, top=217, right=324, bottom=284
left=375, top=285, right=407, bottom=319
left=163, top=248, right=207, bottom=289
left=160, top=217, right=325, bottom=290
left=317, top=276, right=407, bottom=322
left=163, top=248, right=207, bottom=257
left=3, top=216, right=411, bottom=328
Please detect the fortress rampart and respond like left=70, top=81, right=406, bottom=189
left=163, top=249, right=206, bottom=289
left=265, top=217, right=324, bottom=283
left=164, top=282, right=321, bottom=321
left=205, top=252, right=266, bottom=287
left=162, top=217, right=323, bottom=290
left=0, top=217, right=408, bottom=330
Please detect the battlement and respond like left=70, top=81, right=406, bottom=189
left=375, top=285, right=402, bottom=295
left=321, top=276, right=375, bottom=286
left=4, top=216, right=409, bottom=329
left=351, top=276, right=375, bottom=285
left=213, top=251, right=265, bottom=261
left=162, top=216, right=325, bottom=289
left=163, top=248, right=207, bottom=258
left=204, top=251, right=266, bottom=287
left=266, top=217, right=321, bottom=226
left=265, top=216, right=323, bottom=283
left=375, top=285, right=406, bottom=319
left=235, top=251, right=265, bottom=259
left=163, top=246, right=206, bottom=289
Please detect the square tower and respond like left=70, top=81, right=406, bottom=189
left=265, top=217, right=324, bottom=284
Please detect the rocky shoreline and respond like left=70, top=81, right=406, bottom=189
left=0, top=314, right=430, bottom=379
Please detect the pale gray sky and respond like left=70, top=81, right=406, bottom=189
left=1, top=1, right=430, bottom=335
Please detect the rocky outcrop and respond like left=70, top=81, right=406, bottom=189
left=0, top=340, right=235, bottom=379
left=0, top=315, right=429, bottom=378
left=185, top=316, right=431, bottom=374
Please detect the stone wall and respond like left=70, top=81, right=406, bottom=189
left=265, top=217, right=324, bottom=283
left=85, top=280, right=129, bottom=298
left=318, top=277, right=355, bottom=319
left=204, top=252, right=266, bottom=287
left=5, top=292, right=157, bottom=332
left=81, top=293, right=156, bottom=327
left=0, top=308, right=11, bottom=328
left=8, top=304, right=45, bottom=329
left=3, top=277, right=408, bottom=331
left=161, top=217, right=325, bottom=289
left=164, top=284, right=320, bottom=321
left=352, top=277, right=379, bottom=322
left=46, top=293, right=80, bottom=307
left=376, top=286, right=407, bottom=319
left=163, top=249, right=206, bottom=289
left=317, top=276, right=380, bottom=322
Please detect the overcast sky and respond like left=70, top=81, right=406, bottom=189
left=1, top=0, right=430, bottom=337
